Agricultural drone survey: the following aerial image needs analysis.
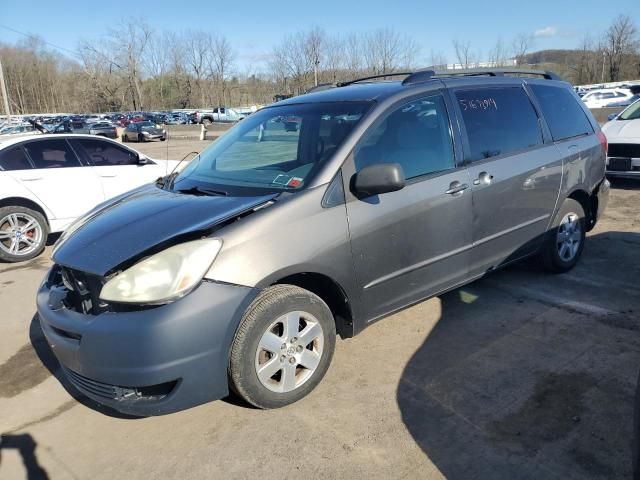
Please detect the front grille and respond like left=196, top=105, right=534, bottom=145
left=63, top=367, right=177, bottom=402
left=58, top=266, right=106, bottom=315
left=608, top=157, right=633, bottom=171
left=608, top=143, right=640, bottom=158
left=64, top=368, right=121, bottom=400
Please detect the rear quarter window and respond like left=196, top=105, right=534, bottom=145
left=456, top=87, right=543, bottom=162
left=0, top=146, right=32, bottom=171
left=529, top=84, right=594, bottom=141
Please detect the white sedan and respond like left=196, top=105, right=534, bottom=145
left=602, top=99, right=640, bottom=180
left=582, top=89, right=634, bottom=109
left=0, top=134, right=180, bottom=262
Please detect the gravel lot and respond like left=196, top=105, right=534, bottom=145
left=0, top=168, right=638, bottom=479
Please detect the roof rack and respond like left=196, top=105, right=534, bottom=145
left=402, top=68, right=561, bottom=85
left=305, top=83, right=337, bottom=94
left=309, top=68, right=561, bottom=93
left=337, top=72, right=413, bottom=87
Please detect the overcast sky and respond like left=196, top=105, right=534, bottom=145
left=1, top=0, right=638, bottom=70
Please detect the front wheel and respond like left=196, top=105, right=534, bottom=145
left=0, top=207, right=48, bottom=262
left=541, top=198, right=586, bottom=273
left=229, top=285, right=336, bottom=409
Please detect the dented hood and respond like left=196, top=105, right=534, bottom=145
left=53, top=184, right=276, bottom=276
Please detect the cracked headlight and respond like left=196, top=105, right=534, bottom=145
left=99, top=238, right=222, bottom=304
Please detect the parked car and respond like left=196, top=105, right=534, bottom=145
left=0, top=134, right=180, bottom=262
left=196, top=107, right=244, bottom=124
left=582, top=88, right=634, bottom=109
left=165, top=113, right=189, bottom=125
left=121, top=121, right=166, bottom=142
left=37, top=69, right=609, bottom=416
left=0, top=124, right=36, bottom=136
left=86, top=121, right=118, bottom=139
left=602, top=98, right=640, bottom=179
left=608, top=93, right=640, bottom=108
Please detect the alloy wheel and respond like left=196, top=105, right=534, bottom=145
left=254, top=311, right=324, bottom=393
left=0, top=213, right=44, bottom=257
left=556, top=212, right=582, bottom=262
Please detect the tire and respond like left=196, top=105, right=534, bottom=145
left=541, top=198, right=586, bottom=273
left=138, top=134, right=145, bottom=143
left=0, top=206, right=49, bottom=263
left=122, top=134, right=128, bottom=142
left=229, top=285, right=336, bottom=409
left=202, top=118, right=212, bottom=126
left=160, top=137, right=166, bottom=142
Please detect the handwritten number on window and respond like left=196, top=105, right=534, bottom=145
left=459, top=98, right=498, bottom=111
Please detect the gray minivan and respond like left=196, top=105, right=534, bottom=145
left=37, top=69, right=610, bottom=415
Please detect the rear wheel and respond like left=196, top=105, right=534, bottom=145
left=202, top=118, right=213, bottom=126
left=122, top=134, right=128, bottom=142
left=541, top=198, right=586, bottom=273
left=0, top=207, right=48, bottom=263
left=138, top=134, right=145, bottom=143
left=229, top=285, right=336, bottom=409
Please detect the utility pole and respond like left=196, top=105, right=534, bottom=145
left=601, top=51, right=606, bottom=84
left=0, top=57, right=11, bottom=121
left=314, top=58, right=319, bottom=87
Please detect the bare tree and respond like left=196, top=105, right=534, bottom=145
left=210, top=35, right=236, bottom=106
left=345, top=33, right=362, bottom=73
left=452, top=39, right=474, bottom=68
left=324, top=34, right=346, bottom=83
left=305, top=26, right=325, bottom=86
left=429, top=50, right=448, bottom=69
left=271, top=31, right=313, bottom=94
left=364, top=28, right=415, bottom=74
left=184, top=31, right=213, bottom=105
left=512, top=33, right=533, bottom=66
left=603, top=14, right=638, bottom=81
left=488, top=38, right=508, bottom=67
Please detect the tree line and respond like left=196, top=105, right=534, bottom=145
left=0, top=14, right=638, bottom=115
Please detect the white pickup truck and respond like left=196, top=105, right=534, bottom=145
left=195, top=107, right=244, bottom=124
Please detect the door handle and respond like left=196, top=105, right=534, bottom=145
left=445, top=181, right=469, bottom=195
left=472, top=171, right=493, bottom=186
left=99, top=173, right=118, bottom=178
left=19, top=176, right=43, bottom=181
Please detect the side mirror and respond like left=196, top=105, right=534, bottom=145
left=607, top=113, right=618, bottom=121
left=352, top=163, right=405, bottom=198
left=137, top=154, right=147, bottom=165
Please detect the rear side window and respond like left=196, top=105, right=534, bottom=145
left=456, top=87, right=543, bottom=162
left=0, top=146, right=32, bottom=171
left=530, top=84, right=594, bottom=141
left=354, top=95, right=455, bottom=179
left=23, top=139, right=82, bottom=169
left=71, top=139, right=139, bottom=166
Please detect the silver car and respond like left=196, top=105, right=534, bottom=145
left=37, top=69, right=609, bottom=415
left=121, top=121, right=166, bottom=142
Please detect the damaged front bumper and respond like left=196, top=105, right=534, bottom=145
left=36, top=265, right=258, bottom=416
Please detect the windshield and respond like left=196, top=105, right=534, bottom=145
left=618, top=98, right=640, bottom=120
left=171, top=101, right=371, bottom=195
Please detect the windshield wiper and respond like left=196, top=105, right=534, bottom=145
left=176, top=186, right=228, bottom=197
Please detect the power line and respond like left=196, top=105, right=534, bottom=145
left=0, top=24, right=83, bottom=60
